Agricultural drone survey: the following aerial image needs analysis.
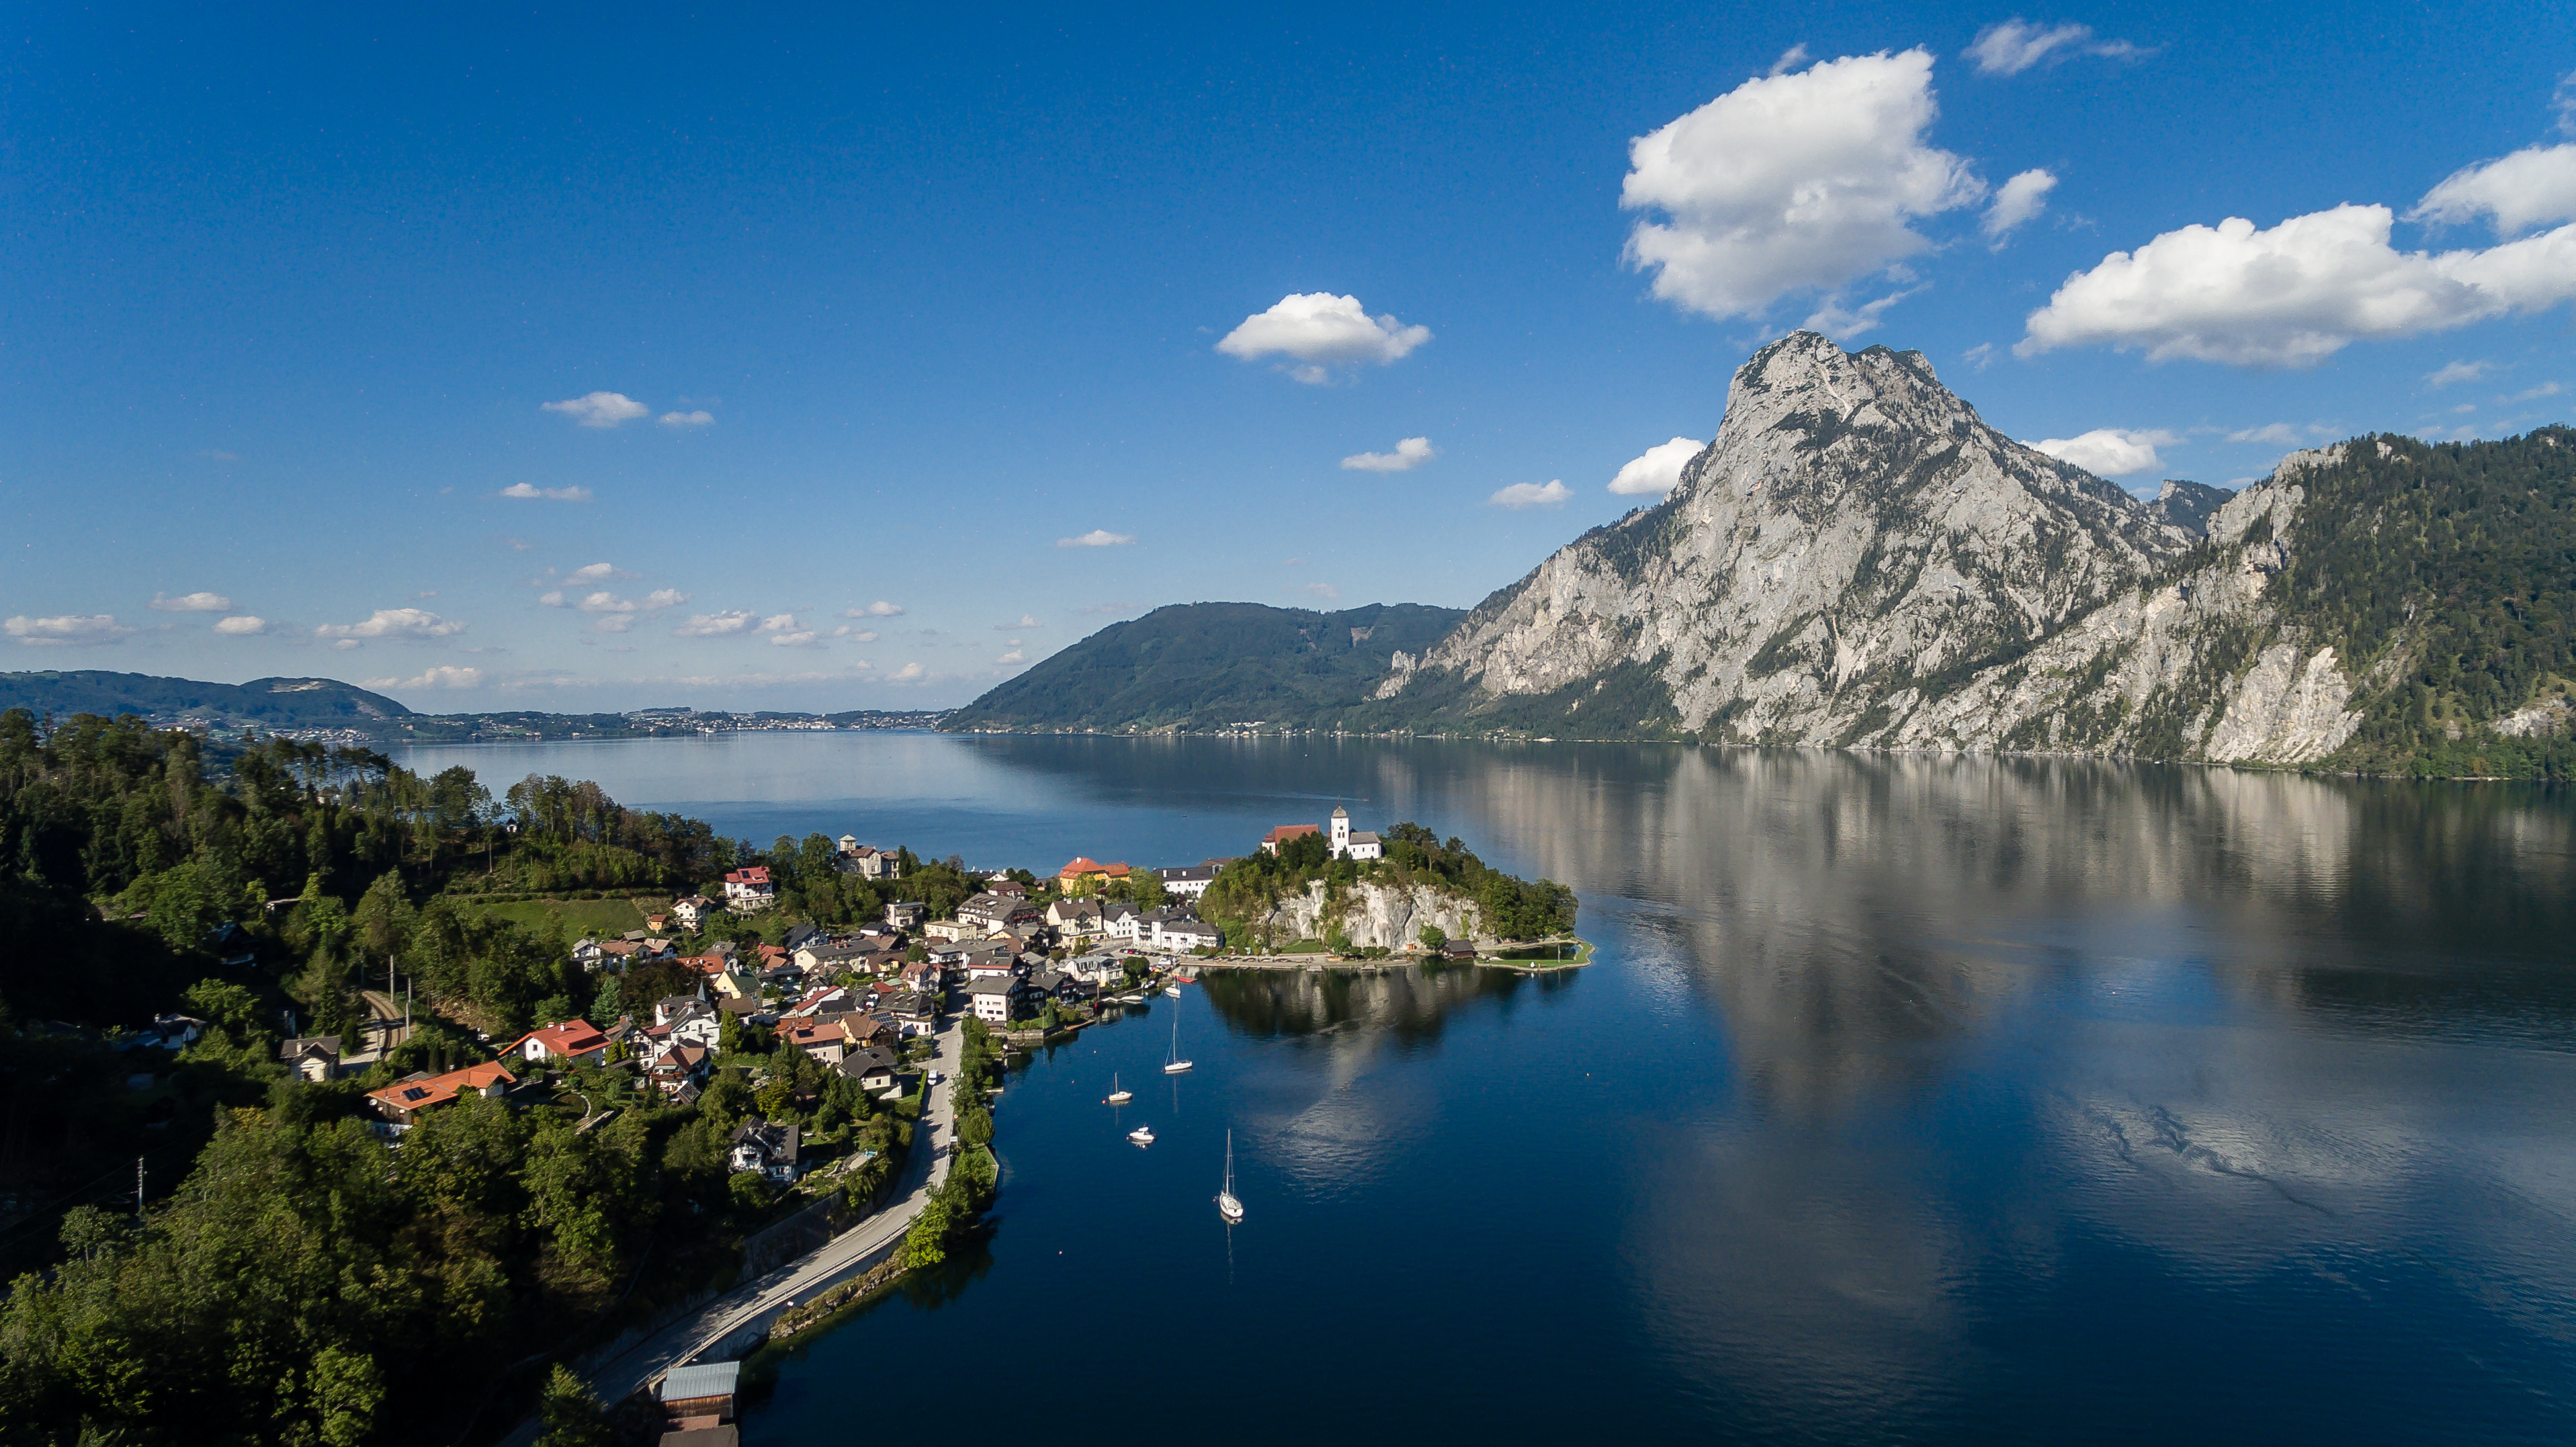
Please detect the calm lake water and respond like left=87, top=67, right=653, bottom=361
left=400, top=733, right=2576, bottom=1444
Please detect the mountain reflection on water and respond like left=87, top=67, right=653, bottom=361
left=399, top=734, right=2575, bottom=1443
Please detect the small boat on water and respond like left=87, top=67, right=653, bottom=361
left=1162, top=1016, right=1193, bottom=1075
left=1128, top=1124, right=1155, bottom=1145
left=1105, top=1073, right=1132, bottom=1106
left=1216, top=1129, right=1244, bottom=1223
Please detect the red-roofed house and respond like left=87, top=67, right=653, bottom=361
left=724, top=866, right=776, bottom=911
left=1259, top=824, right=1321, bottom=856
left=502, top=1020, right=609, bottom=1067
left=1056, top=856, right=1132, bottom=886
left=366, top=1061, right=517, bottom=1125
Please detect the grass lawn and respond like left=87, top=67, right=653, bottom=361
left=462, top=896, right=656, bottom=937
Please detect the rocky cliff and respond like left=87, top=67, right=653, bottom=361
left=1256, top=880, right=1486, bottom=950
left=1365, top=333, right=2430, bottom=766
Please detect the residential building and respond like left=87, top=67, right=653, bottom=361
left=572, top=936, right=605, bottom=969
left=1047, top=897, right=1105, bottom=938
left=727, top=1119, right=800, bottom=1183
left=671, top=895, right=716, bottom=929
left=366, top=1061, right=517, bottom=1126
left=959, top=892, right=1043, bottom=934
left=836, top=839, right=903, bottom=880
left=1150, top=913, right=1223, bottom=952
left=279, top=1035, right=342, bottom=1083
left=722, top=866, right=776, bottom=911
left=648, top=1042, right=712, bottom=1098
left=922, top=918, right=977, bottom=943
left=1056, top=856, right=1131, bottom=887
left=658, top=1362, right=740, bottom=1437
left=1062, top=952, right=1126, bottom=987
left=986, top=878, right=1028, bottom=899
left=502, top=1019, right=609, bottom=1067
left=1101, top=900, right=1144, bottom=942
left=1154, top=865, right=1221, bottom=898
left=884, top=900, right=927, bottom=927
left=839, top=1045, right=900, bottom=1095
left=1259, top=824, right=1320, bottom=856
left=655, top=996, right=724, bottom=1050
left=1329, top=807, right=1383, bottom=860
left=968, top=975, right=1023, bottom=1024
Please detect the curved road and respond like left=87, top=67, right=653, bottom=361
left=497, top=1011, right=965, bottom=1443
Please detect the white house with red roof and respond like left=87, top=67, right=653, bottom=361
left=723, top=866, right=777, bottom=911
left=502, top=1019, right=609, bottom=1067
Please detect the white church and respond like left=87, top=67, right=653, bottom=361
left=1330, top=807, right=1382, bottom=861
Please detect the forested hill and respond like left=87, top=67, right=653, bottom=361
left=0, top=671, right=411, bottom=727
left=941, top=600, right=1467, bottom=731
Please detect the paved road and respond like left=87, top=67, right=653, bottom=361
left=497, top=1011, right=966, bottom=1442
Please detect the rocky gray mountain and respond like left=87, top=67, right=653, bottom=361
left=1366, top=332, right=2376, bottom=764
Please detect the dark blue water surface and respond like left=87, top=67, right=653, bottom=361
left=400, top=734, right=2576, bottom=1444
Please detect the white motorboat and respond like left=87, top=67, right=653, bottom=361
left=1105, top=1073, right=1132, bottom=1106
left=1128, top=1124, right=1155, bottom=1145
left=1162, top=1016, right=1193, bottom=1074
left=1216, top=1129, right=1244, bottom=1223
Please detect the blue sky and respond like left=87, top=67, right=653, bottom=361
left=5, top=1, right=2573, bottom=710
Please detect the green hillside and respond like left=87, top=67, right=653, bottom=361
left=0, top=671, right=411, bottom=727
left=942, top=601, right=1468, bottom=731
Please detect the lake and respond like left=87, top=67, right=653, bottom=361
left=399, top=733, right=2576, bottom=1444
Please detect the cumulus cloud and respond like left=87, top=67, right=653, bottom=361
left=149, top=591, right=232, bottom=612
left=5, top=614, right=136, bottom=647
left=996, top=649, right=1026, bottom=665
left=1608, top=438, right=1709, bottom=497
left=565, top=562, right=628, bottom=583
left=2410, top=144, right=2576, bottom=235
left=993, top=614, right=1043, bottom=630
left=542, top=392, right=650, bottom=427
left=1056, top=530, right=1135, bottom=548
left=2425, top=360, right=2493, bottom=388
left=363, top=665, right=484, bottom=690
left=1488, top=480, right=1572, bottom=509
left=1621, top=50, right=1985, bottom=325
left=499, top=483, right=593, bottom=501
left=756, top=614, right=820, bottom=647
left=1965, top=19, right=2145, bottom=76
left=890, top=662, right=927, bottom=682
left=1217, top=294, right=1431, bottom=381
left=212, top=616, right=270, bottom=636
left=2030, top=427, right=2180, bottom=476
left=1340, top=436, right=1437, bottom=472
left=841, top=628, right=879, bottom=643
left=1983, top=168, right=2057, bottom=239
left=314, top=608, right=466, bottom=642
left=572, top=588, right=688, bottom=617
left=674, top=610, right=757, bottom=637
left=2018, top=203, right=2576, bottom=365
left=658, top=410, right=715, bottom=428
left=2227, top=423, right=2306, bottom=446
left=849, top=600, right=905, bottom=618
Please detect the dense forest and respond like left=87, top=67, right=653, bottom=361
left=1199, top=821, right=1578, bottom=948
left=0, top=712, right=935, bottom=1446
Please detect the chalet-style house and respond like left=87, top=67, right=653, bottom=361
left=366, top=1061, right=515, bottom=1126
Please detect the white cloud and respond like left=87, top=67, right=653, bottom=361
left=1301, top=583, right=1340, bottom=600
left=2509, top=380, right=2564, bottom=401
left=2018, top=204, right=2576, bottom=366
left=2030, top=427, right=2180, bottom=476
left=1057, top=530, right=1135, bottom=548
left=331, top=638, right=360, bottom=651
left=2425, top=360, right=2493, bottom=388
left=2227, top=423, right=2305, bottom=446
left=641, top=588, right=687, bottom=610
left=658, top=410, right=715, bottom=428
left=1983, top=168, right=2057, bottom=239
left=1801, top=286, right=1924, bottom=337
left=499, top=483, right=594, bottom=501
left=314, top=608, right=466, bottom=642
left=1340, top=436, right=1437, bottom=472
left=1216, top=294, right=1431, bottom=379
left=843, top=628, right=879, bottom=643
left=538, top=591, right=566, bottom=607
left=849, top=600, right=905, bottom=618
left=5, top=614, right=136, bottom=647
left=1965, top=19, right=2145, bottom=76
left=890, top=662, right=927, bottom=682
left=1621, top=50, right=1985, bottom=323
left=675, top=610, right=757, bottom=637
left=1608, top=437, right=1709, bottom=496
left=2411, top=144, right=2576, bottom=235
left=542, top=392, right=650, bottom=427
left=591, top=615, right=636, bottom=634
left=363, top=665, right=484, bottom=691
left=1488, top=480, right=1573, bottom=509
left=570, top=588, right=685, bottom=618
left=148, top=591, right=232, bottom=612
left=996, top=649, right=1026, bottom=665
left=212, top=615, right=269, bottom=636
left=755, top=614, right=821, bottom=647
left=578, top=591, right=634, bottom=614
left=566, top=561, right=628, bottom=582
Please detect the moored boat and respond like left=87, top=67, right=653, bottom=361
left=1216, top=1129, right=1244, bottom=1223
left=1128, top=1124, right=1154, bottom=1145
left=1105, top=1072, right=1132, bottom=1105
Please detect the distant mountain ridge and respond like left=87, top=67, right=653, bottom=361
left=0, top=671, right=412, bottom=727
left=940, top=601, right=1468, bottom=731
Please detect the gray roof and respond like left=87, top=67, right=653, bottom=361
left=660, top=1361, right=742, bottom=1403
left=967, top=977, right=1015, bottom=996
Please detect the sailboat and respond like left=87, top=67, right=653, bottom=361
left=1162, top=1016, right=1193, bottom=1074
left=1216, top=1129, right=1244, bottom=1223
left=1104, top=1073, right=1132, bottom=1106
